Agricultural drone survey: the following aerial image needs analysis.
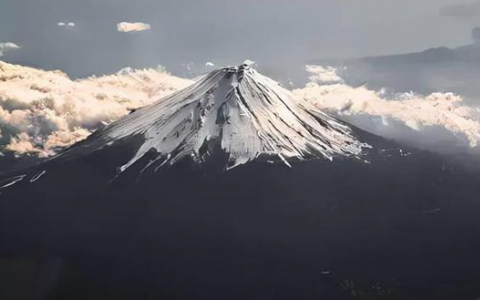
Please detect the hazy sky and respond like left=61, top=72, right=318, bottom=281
left=0, top=0, right=479, bottom=77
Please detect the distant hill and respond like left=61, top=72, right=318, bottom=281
left=307, top=29, right=480, bottom=104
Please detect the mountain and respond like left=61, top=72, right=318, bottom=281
left=49, top=62, right=366, bottom=173
left=1, top=64, right=480, bottom=300
left=306, top=29, right=480, bottom=104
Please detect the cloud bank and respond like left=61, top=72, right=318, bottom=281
left=0, top=61, right=192, bottom=156
left=2, top=62, right=479, bottom=157
left=294, top=66, right=480, bottom=152
left=0, top=43, right=20, bottom=57
left=117, top=22, right=151, bottom=33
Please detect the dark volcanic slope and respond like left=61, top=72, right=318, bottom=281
left=1, top=129, right=480, bottom=300
left=1, top=65, right=480, bottom=300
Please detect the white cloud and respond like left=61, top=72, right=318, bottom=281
left=0, top=61, right=193, bottom=156
left=0, top=42, right=20, bottom=50
left=305, top=65, right=343, bottom=84
left=58, top=22, right=75, bottom=29
left=0, top=42, right=20, bottom=57
left=294, top=66, right=480, bottom=151
left=117, top=22, right=151, bottom=33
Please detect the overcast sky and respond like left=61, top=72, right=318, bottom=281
left=0, top=0, right=479, bottom=78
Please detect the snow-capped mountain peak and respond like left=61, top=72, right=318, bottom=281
left=57, top=63, right=367, bottom=172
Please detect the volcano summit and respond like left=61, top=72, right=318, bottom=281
left=52, top=62, right=366, bottom=174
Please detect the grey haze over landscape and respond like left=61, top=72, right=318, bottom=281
left=0, top=0, right=479, bottom=78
